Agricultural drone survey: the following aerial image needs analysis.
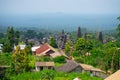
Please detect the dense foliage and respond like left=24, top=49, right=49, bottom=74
left=3, top=27, right=15, bottom=52
left=10, top=70, right=103, bottom=80
left=11, top=46, right=30, bottom=73
left=0, top=18, right=120, bottom=80
left=65, top=40, right=73, bottom=56
left=0, top=53, right=11, bottom=65
left=53, top=56, right=66, bottom=63
left=50, top=37, right=57, bottom=48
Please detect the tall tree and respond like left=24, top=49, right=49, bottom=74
left=62, top=29, right=64, bottom=35
left=36, top=32, right=44, bottom=39
left=115, top=16, right=120, bottom=47
left=25, top=30, right=37, bottom=39
left=98, top=31, right=103, bottom=43
left=104, top=47, right=120, bottom=72
left=12, top=45, right=29, bottom=73
left=117, top=16, right=120, bottom=20
left=65, top=40, right=73, bottom=56
left=25, top=38, right=29, bottom=45
left=116, top=24, right=120, bottom=36
left=15, top=31, right=20, bottom=45
left=117, top=16, right=120, bottom=37
left=50, top=37, right=57, bottom=48
left=85, top=33, right=91, bottom=40
left=77, top=26, right=82, bottom=39
left=0, top=32, right=4, bottom=38
left=3, top=27, right=15, bottom=52
left=74, top=38, right=85, bottom=55
left=85, top=40, right=93, bottom=52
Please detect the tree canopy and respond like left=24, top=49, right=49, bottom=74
left=3, top=27, right=15, bottom=52
left=50, top=37, right=57, bottom=48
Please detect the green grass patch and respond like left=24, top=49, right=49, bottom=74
left=0, top=52, right=12, bottom=66
left=10, top=70, right=103, bottom=80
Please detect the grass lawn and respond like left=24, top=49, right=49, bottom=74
left=10, top=70, right=103, bottom=80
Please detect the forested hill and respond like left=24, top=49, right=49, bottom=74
left=0, top=14, right=119, bottom=31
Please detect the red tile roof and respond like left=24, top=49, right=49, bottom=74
left=36, top=43, right=50, bottom=54
left=35, top=62, right=54, bottom=66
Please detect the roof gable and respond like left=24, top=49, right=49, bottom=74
left=36, top=43, right=57, bottom=55
left=80, top=63, right=103, bottom=72
left=80, top=63, right=94, bottom=71
left=36, top=43, right=50, bottom=54
left=56, top=61, right=80, bottom=72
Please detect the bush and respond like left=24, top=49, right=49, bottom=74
left=43, top=56, right=53, bottom=61
left=72, top=51, right=80, bottom=57
left=28, top=55, right=35, bottom=69
left=9, top=70, right=103, bottom=80
left=53, top=56, right=66, bottom=63
left=36, top=56, right=53, bottom=62
left=0, top=53, right=12, bottom=65
left=39, top=69, right=55, bottom=80
left=74, top=57, right=84, bottom=63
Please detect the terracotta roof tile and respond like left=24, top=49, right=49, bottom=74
left=36, top=43, right=49, bottom=54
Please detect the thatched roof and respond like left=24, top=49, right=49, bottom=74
left=35, top=62, right=54, bottom=67
left=105, top=70, right=120, bottom=80
left=80, top=63, right=94, bottom=71
left=80, top=63, right=104, bottom=72
left=55, top=61, right=80, bottom=72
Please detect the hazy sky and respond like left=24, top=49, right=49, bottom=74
left=0, top=0, right=120, bottom=15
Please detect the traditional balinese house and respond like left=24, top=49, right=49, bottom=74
left=56, top=61, right=106, bottom=78
left=80, top=63, right=106, bottom=78
left=35, top=62, right=54, bottom=71
left=31, top=46, right=40, bottom=55
left=35, top=43, right=61, bottom=58
left=105, top=70, right=120, bottom=80
left=55, top=61, right=82, bottom=73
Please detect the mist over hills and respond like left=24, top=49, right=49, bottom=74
left=0, top=14, right=119, bottom=31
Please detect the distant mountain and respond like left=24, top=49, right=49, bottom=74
left=0, top=14, right=119, bottom=31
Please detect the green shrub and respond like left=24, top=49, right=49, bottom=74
left=0, top=53, right=12, bottom=65
left=53, top=56, right=66, bottom=63
left=28, top=55, right=35, bottom=69
left=72, top=51, right=80, bottom=57
left=39, top=69, right=55, bottom=80
left=74, top=57, right=84, bottom=63
left=9, top=70, right=103, bottom=80
left=43, top=56, right=53, bottom=61
left=36, top=56, right=53, bottom=62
